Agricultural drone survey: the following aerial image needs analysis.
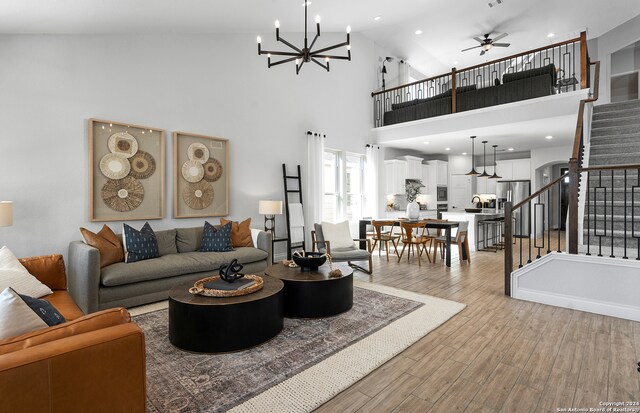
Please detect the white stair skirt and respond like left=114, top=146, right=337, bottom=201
left=511, top=252, right=640, bottom=321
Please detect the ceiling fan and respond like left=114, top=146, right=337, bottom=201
left=461, top=33, right=510, bottom=56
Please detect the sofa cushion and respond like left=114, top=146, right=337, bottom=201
left=220, top=218, right=254, bottom=248
left=0, top=287, right=48, bottom=340
left=176, top=226, right=204, bottom=253
left=0, top=307, right=129, bottom=356
left=80, top=225, right=124, bottom=268
left=19, top=293, right=65, bottom=327
left=502, top=64, right=557, bottom=85
left=101, top=248, right=268, bottom=287
left=44, top=290, right=84, bottom=321
left=123, top=222, right=160, bottom=263
left=0, top=246, right=52, bottom=298
left=330, top=246, right=371, bottom=261
left=155, top=229, right=178, bottom=256
left=200, top=221, right=233, bottom=252
left=18, top=254, right=67, bottom=291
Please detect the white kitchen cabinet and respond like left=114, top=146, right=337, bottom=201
left=512, top=159, right=531, bottom=180
left=495, top=159, right=530, bottom=181
left=447, top=155, right=471, bottom=175
left=496, top=160, right=513, bottom=180
left=436, top=161, right=448, bottom=186
left=384, top=160, right=407, bottom=195
left=475, top=176, right=496, bottom=194
left=401, top=156, right=424, bottom=180
left=449, top=174, right=472, bottom=211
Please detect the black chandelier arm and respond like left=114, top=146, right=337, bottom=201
left=312, top=54, right=350, bottom=61
left=277, top=36, right=303, bottom=54
left=309, top=33, right=320, bottom=51
left=259, top=50, right=301, bottom=57
left=296, top=59, right=307, bottom=75
left=310, top=40, right=350, bottom=55
left=269, top=55, right=301, bottom=67
left=311, top=57, right=329, bottom=71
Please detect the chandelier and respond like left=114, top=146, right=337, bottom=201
left=256, top=2, right=351, bottom=74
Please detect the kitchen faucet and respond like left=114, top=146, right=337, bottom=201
left=471, top=196, right=481, bottom=204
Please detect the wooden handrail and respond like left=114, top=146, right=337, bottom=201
left=571, top=61, right=601, bottom=160
left=579, top=163, right=640, bottom=172
left=371, top=34, right=582, bottom=97
left=512, top=173, right=568, bottom=210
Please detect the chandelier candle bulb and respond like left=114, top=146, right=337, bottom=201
left=315, top=15, right=320, bottom=23
left=275, top=20, right=279, bottom=29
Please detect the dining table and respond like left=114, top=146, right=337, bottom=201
left=358, top=219, right=462, bottom=267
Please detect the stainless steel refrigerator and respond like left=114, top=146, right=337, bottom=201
left=496, top=180, right=531, bottom=237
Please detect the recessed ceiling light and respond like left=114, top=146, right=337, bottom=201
left=547, top=32, right=555, bottom=38
left=374, top=15, right=381, bottom=21
left=445, top=147, right=451, bottom=151
left=462, top=152, right=468, bottom=155
left=415, top=30, right=423, bottom=35
left=508, top=147, right=514, bottom=151
left=423, top=141, right=430, bottom=145
left=545, top=135, right=553, bottom=140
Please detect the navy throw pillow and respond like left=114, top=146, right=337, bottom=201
left=123, top=222, right=160, bottom=263
left=18, top=291, right=66, bottom=327
left=200, top=221, right=234, bottom=252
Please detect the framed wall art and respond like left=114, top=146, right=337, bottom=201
left=173, top=132, right=229, bottom=218
left=89, top=119, right=165, bottom=221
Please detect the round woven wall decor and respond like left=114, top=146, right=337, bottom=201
left=128, top=150, right=156, bottom=179
left=181, top=160, right=204, bottom=183
left=101, top=176, right=144, bottom=212
left=202, top=157, right=223, bottom=182
left=182, top=181, right=214, bottom=210
left=99, top=153, right=131, bottom=180
left=187, top=143, right=210, bottom=164
left=107, top=132, right=138, bottom=158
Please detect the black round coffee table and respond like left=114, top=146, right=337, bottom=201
left=168, top=276, right=284, bottom=353
left=265, top=264, right=353, bottom=318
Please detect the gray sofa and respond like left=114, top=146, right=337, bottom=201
left=68, top=226, right=272, bottom=313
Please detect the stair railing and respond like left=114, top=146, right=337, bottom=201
left=503, top=60, right=600, bottom=296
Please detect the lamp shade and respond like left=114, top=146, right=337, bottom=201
left=259, top=200, right=283, bottom=215
left=0, top=201, right=13, bottom=227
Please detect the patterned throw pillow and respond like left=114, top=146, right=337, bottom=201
left=200, top=221, right=234, bottom=252
left=122, top=222, right=160, bottom=263
left=18, top=292, right=65, bottom=326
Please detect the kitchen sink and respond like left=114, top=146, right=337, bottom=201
left=465, top=208, right=482, bottom=213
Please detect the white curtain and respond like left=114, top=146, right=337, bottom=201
left=364, top=145, right=380, bottom=218
left=305, top=132, right=324, bottom=244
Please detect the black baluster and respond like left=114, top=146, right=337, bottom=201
left=519, top=211, right=523, bottom=268
left=599, top=170, right=603, bottom=257
left=547, top=188, right=552, bottom=254
left=611, top=169, right=615, bottom=258
left=528, top=200, right=532, bottom=263
left=557, top=182, right=562, bottom=252
left=586, top=172, right=591, bottom=255
left=624, top=169, right=628, bottom=259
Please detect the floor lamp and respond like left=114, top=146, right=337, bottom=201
left=0, top=201, right=13, bottom=228
left=259, top=200, right=283, bottom=233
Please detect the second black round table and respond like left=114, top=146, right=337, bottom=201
left=265, top=263, right=353, bottom=318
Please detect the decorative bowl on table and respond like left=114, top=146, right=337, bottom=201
left=465, top=208, right=482, bottom=213
left=292, top=252, right=327, bottom=271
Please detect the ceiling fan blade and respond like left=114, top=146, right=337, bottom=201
left=492, top=33, right=508, bottom=42
left=473, top=37, right=484, bottom=43
left=462, top=45, right=483, bottom=52
left=492, top=43, right=510, bottom=47
left=480, top=50, right=486, bottom=56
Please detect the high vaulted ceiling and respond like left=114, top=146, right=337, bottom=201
left=0, top=0, right=638, bottom=75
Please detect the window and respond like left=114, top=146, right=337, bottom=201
left=322, top=150, right=365, bottom=223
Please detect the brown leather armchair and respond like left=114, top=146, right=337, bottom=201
left=0, top=254, right=146, bottom=413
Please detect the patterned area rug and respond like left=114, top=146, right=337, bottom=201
left=134, top=282, right=465, bottom=413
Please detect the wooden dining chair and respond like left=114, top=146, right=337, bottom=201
left=423, top=218, right=448, bottom=256
left=433, top=221, right=471, bottom=264
left=369, top=220, right=400, bottom=261
left=398, top=221, right=431, bottom=266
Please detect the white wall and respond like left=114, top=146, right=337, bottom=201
left=0, top=33, right=376, bottom=258
left=529, top=145, right=573, bottom=192
left=589, top=13, right=640, bottom=104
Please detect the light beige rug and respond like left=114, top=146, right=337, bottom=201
left=130, top=281, right=465, bottom=413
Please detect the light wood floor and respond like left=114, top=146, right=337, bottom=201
left=313, top=245, right=640, bottom=413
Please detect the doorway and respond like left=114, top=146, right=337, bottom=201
left=559, top=167, right=569, bottom=230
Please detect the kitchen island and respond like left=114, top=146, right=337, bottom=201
left=441, top=210, right=504, bottom=252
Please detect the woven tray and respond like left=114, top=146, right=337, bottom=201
left=188, top=275, right=264, bottom=297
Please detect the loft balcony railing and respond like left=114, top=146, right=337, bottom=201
left=372, top=32, right=589, bottom=128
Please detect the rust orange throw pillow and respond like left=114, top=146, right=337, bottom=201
left=220, top=218, right=254, bottom=248
left=79, top=225, right=125, bottom=268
